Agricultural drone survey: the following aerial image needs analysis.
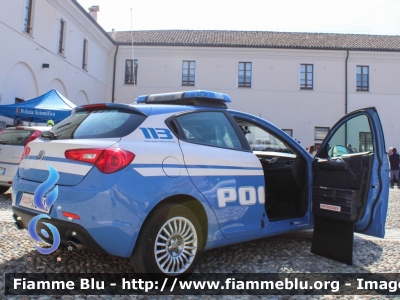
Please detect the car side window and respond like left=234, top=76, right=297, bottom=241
left=326, top=114, right=372, bottom=158
left=238, top=123, right=291, bottom=154
left=176, top=112, right=243, bottom=150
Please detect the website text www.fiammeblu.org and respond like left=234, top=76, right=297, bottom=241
left=5, top=273, right=400, bottom=295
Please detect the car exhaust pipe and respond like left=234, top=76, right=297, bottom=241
left=68, top=240, right=83, bottom=250
left=12, top=215, right=24, bottom=230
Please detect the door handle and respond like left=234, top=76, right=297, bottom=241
left=264, top=157, right=279, bottom=164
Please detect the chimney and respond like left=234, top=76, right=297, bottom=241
left=88, top=5, right=100, bottom=21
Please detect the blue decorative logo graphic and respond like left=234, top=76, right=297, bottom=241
left=27, top=164, right=60, bottom=254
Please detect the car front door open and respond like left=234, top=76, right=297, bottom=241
left=311, top=107, right=389, bottom=264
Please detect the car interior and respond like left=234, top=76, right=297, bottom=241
left=236, top=120, right=308, bottom=221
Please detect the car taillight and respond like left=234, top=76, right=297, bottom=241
left=62, top=211, right=81, bottom=220
left=65, top=149, right=103, bottom=164
left=25, top=130, right=41, bottom=146
left=65, top=148, right=135, bottom=174
left=20, top=146, right=31, bottom=163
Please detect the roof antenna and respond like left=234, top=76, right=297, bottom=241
left=131, top=8, right=136, bottom=102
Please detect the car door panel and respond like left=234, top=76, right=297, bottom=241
left=174, top=111, right=265, bottom=239
left=311, top=107, right=388, bottom=265
left=312, top=108, right=388, bottom=235
left=179, top=140, right=265, bottom=239
left=256, top=152, right=306, bottom=195
left=312, top=153, right=373, bottom=222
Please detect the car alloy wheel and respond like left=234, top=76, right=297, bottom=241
left=154, top=216, right=197, bottom=274
left=130, top=202, right=203, bottom=278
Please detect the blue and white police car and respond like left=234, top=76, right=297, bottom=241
left=11, top=90, right=389, bottom=277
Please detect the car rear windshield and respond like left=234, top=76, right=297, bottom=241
left=50, top=109, right=147, bottom=139
left=0, top=129, right=34, bottom=146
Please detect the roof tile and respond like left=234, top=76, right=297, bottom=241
left=108, top=30, right=400, bottom=51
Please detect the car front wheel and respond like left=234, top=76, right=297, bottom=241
left=130, top=202, right=203, bottom=278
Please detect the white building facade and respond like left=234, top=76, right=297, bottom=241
left=1, top=0, right=400, bottom=149
left=0, top=0, right=113, bottom=113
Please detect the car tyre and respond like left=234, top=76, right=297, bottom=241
left=0, top=186, right=10, bottom=194
left=130, top=202, right=203, bottom=279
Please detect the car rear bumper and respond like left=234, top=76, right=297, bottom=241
left=12, top=206, right=108, bottom=254
left=11, top=165, right=171, bottom=258
left=0, top=162, right=18, bottom=186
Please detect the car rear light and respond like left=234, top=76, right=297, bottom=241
left=96, top=149, right=135, bottom=174
left=65, top=149, right=103, bottom=164
left=20, top=146, right=31, bottom=163
left=24, top=130, right=41, bottom=146
left=62, top=211, right=81, bottom=220
left=65, top=148, right=135, bottom=174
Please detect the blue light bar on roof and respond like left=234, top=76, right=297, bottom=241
left=135, top=95, right=149, bottom=103
left=135, top=90, right=231, bottom=104
left=183, top=90, right=231, bottom=102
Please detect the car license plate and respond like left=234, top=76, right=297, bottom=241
left=19, top=193, right=49, bottom=213
left=0, top=167, right=5, bottom=175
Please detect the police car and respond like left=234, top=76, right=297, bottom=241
left=0, top=126, right=50, bottom=194
left=11, top=90, right=389, bottom=277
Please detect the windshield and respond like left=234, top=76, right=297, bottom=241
left=50, top=109, right=147, bottom=139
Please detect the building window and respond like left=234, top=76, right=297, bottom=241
left=282, top=129, right=293, bottom=137
left=238, top=62, right=252, bottom=87
left=14, top=98, right=24, bottom=126
left=125, top=59, right=138, bottom=84
left=300, top=64, right=313, bottom=89
left=58, top=19, right=66, bottom=55
left=82, top=39, right=88, bottom=70
left=359, top=132, right=373, bottom=152
left=314, top=127, right=329, bottom=140
left=23, top=0, right=33, bottom=34
left=182, top=61, right=195, bottom=86
left=356, top=66, right=369, bottom=91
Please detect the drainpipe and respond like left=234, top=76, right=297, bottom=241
left=345, top=50, right=349, bottom=114
left=111, top=44, right=119, bottom=103
left=345, top=50, right=350, bottom=145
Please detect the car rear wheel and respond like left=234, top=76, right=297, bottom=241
left=0, top=186, right=10, bottom=194
left=130, top=202, right=203, bottom=278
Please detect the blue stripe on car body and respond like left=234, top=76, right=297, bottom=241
left=25, top=155, right=93, bottom=166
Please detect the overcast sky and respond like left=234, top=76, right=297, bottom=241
left=76, top=0, right=400, bottom=35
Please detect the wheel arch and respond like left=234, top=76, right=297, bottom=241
left=135, top=194, right=209, bottom=252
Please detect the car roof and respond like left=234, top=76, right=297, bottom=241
left=74, top=90, right=231, bottom=116
left=5, top=126, right=51, bottom=131
left=74, top=102, right=228, bottom=117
